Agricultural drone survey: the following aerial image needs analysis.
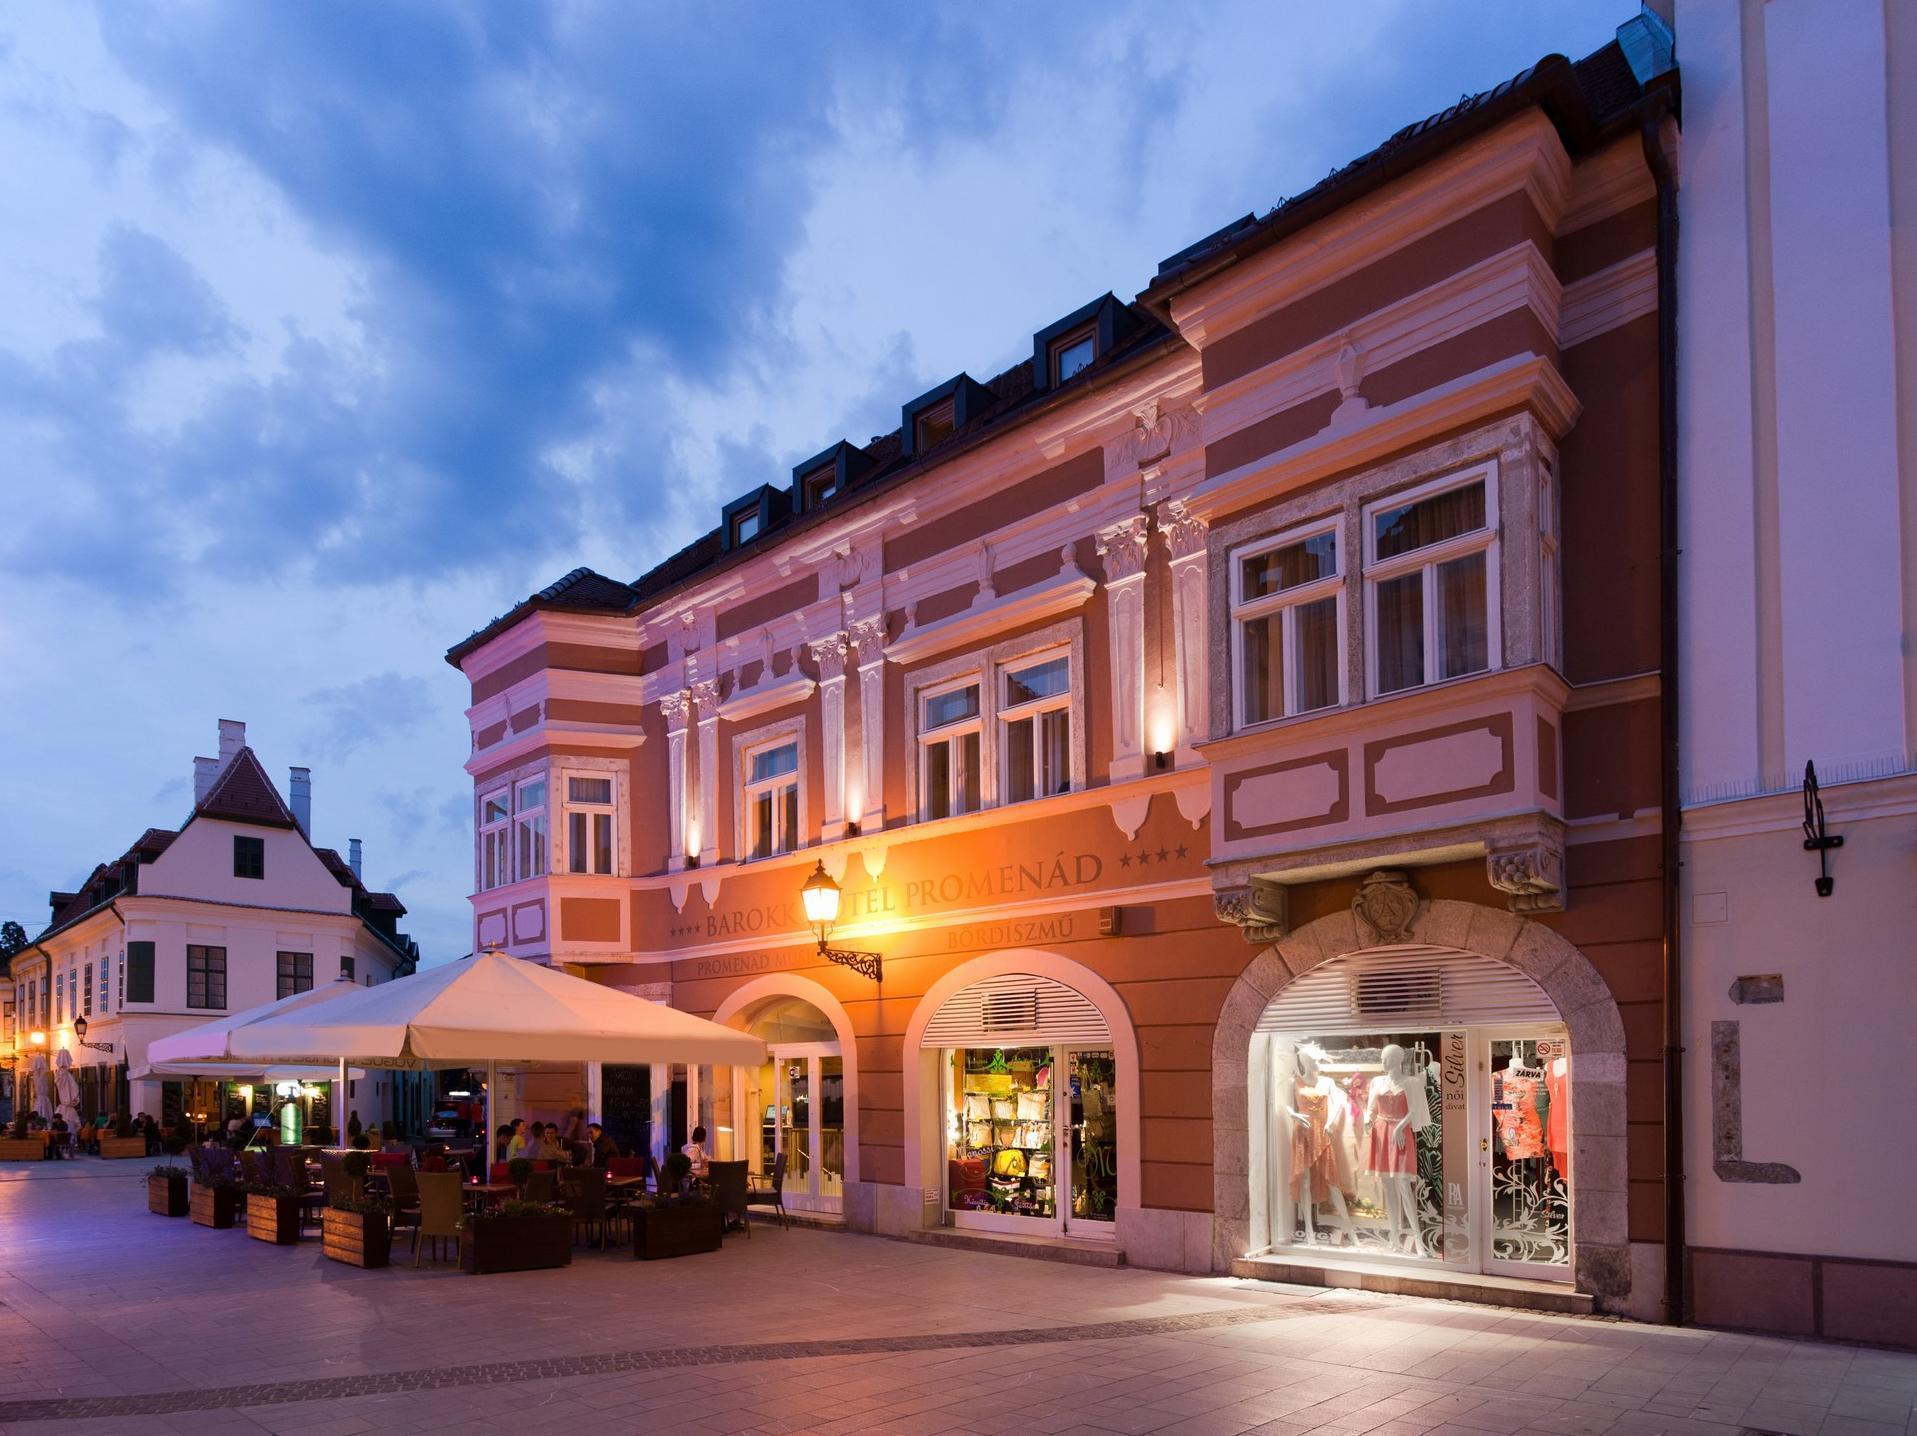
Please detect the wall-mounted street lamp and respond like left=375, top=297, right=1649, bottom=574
left=1801, top=760, right=1844, bottom=897
left=800, top=861, right=882, bottom=983
left=28, top=1029, right=46, bottom=1047
left=71, top=1016, right=115, bottom=1055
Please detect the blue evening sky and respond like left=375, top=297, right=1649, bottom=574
left=0, top=3, right=1627, bottom=962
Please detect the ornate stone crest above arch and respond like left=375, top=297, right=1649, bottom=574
left=1209, top=887, right=1632, bottom=1309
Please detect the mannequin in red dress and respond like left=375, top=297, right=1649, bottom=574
left=1362, top=1043, right=1431, bottom=1256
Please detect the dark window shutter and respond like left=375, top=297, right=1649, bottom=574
left=126, top=942, right=155, bottom=1004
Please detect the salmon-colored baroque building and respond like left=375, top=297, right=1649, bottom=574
left=448, top=26, right=1681, bottom=1320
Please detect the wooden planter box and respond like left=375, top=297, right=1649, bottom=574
left=0, top=1137, right=46, bottom=1161
left=322, top=1209, right=390, bottom=1269
left=148, top=1172, right=189, bottom=1217
left=629, top=1204, right=723, bottom=1260
left=99, top=1136, right=147, bottom=1160
left=462, top=1213, right=574, bottom=1275
left=190, top=1183, right=241, bottom=1229
left=247, top=1193, right=303, bottom=1245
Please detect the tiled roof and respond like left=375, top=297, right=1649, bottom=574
left=194, top=747, right=298, bottom=829
left=534, top=567, right=639, bottom=611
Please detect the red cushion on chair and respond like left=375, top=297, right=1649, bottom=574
left=370, top=1151, right=409, bottom=1170
left=607, top=1157, right=646, bottom=1178
left=420, top=1155, right=447, bottom=1173
left=490, top=1162, right=512, bottom=1183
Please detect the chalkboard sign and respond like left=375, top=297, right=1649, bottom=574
left=601, top=1064, right=651, bottom=1160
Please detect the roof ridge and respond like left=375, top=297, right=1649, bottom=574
left=195, top=746, right=299, bottom=828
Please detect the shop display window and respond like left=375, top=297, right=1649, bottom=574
left=1489, top=1035, right=1570, bottom=1266
left=950, top=1047, right=1055, bottom=1219
left=1068, top=1052, right=1117, bottom=1222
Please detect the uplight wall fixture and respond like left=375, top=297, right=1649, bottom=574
left=800, top=861, right=882, bottom=982
left=28, top=1029, right=46, bottom=1047
left=70, top=1016, right=114, bottom=1055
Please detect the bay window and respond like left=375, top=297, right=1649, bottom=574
left=1000, top=653, right=1071, bottom=803
left=514, top=777, right=548, bottom=880
left=565, top=774, right=616, bottom=875
left=1365, top=468, right=1498, bottom=696
left=478, top=789, right=511, bottom=890
left=919, top=679, right=982, bottom=821
left=744, top=740, right=800, bottom=859
left=1231, top=522, right=1343, bottom=726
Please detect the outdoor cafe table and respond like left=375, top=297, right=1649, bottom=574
left=465, top=1181, right=514, bottom=1209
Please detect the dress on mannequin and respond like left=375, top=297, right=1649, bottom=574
left=1494, top=1067, right=1548, bottom=1160
left=1289, top=1086, right=1336, bottom=1202
left=1546, top=1056, right=1569, bottom=1178
left=1365, top=1085, right=1418, bottom=1174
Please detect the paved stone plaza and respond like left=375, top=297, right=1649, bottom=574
left=1, top=1164, right=1912, bottom=1435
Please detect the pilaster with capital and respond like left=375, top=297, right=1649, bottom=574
left=1097, top=514, right=1151, bottom=782
left=659, top=688, right=693, bottom=870
left=849, top=614, right=887, bottom=832
left=1159, top=499, right=1210, bottom=760
left=811, top=633, right=852, bottom=840
left=690, top=678, right=722, bottom=866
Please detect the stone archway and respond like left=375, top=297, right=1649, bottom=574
left=1210, top=895, right=1631, bottom=1306
left=712, top=974, right=861, bottom=1190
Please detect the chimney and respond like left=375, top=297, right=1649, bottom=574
left=289, top=767, right=312, bottom=836
left=193, top=756, right=219, bottom=803
left=217, top=719, right=246, bottom=762
left=348, top=838, right=363, bottom=881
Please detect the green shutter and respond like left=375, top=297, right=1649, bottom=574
left=126, top=942, right=155, bottom=1004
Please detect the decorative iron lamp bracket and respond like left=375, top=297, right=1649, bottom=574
left=800, top=860, right=882, bottom=983
left=70, top=1017, right=114, bottom=1055
left=1801, top=760, right=1844, bottom=897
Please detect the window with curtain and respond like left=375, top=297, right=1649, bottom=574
left=1000, top=653, right=1072, bottom=803
left=919, top=679, right=982, bottom=820
left=744, top=740, right=800, bottom=859
left=1232, top=524, right=1343, bottom=726
left=187, top=946, right=227, bottom=1010
left=565, top=774, right=616, bottom=875
left=277, top=951, right=313, bottom=999
left=1365, top=473, right=1496, bottom=695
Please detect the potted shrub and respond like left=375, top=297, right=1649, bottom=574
left=463, top=1199, right=574, bottom=1275
left=0, top=1114, right=43, bottom=1161
left=190, top=1168, right=242, bottom=1229
left=507, top=1156, right=533, bottom=1193
left=629, top=1157, right=722, bottom=1260
left=245, top=1179, right=304, bottom=1245
left=147, top=1161, right=189, bottom=1217
left=99, top=1113, right=146, bottom=1160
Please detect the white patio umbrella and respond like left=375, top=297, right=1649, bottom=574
left=228, top=950, right=765, bottom=1169
left=52, top=1048, right=81, bottom=1128
left=149, top=977, right=365, bottom=1137
left=28, top=1051, right=53, bottom=1122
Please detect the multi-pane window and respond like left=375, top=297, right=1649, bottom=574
left=277, top=951, right=314, bottom=999
left=1000, top=654, right=1072, bottom=803
left=233, top=834, right=265, bottom=879
left=514, top=777, right=549, bottom=881
left=744, top=741, right=800, bottom=860
left=1366, top=472, right=1497, bottom=696
left=187, top=945, right=227, bottom=1010
left=1052, top=329, right=1095, bottom=384
left=54, top=971, right=64, bottom=1025
left=66, top=971, right=76, bottom=1025
left=83, top=964, right=92, bottom=1017
left=1232, top=524, right=1343, bottom=727
left=566, top=775, right=615, bottom=875
left=919, top=680, right=982, bottom=821
left=479, top=789, right=511, bottom=890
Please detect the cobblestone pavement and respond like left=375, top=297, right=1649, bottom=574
left=3, top=1163, right=1913, bottom=1434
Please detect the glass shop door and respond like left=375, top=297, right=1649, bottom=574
left=1476, top=1030, right=1572, bottom=1280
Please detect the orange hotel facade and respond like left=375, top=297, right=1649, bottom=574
left=448, top=36, right=1680, bottom=1320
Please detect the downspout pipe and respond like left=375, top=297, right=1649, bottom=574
left=1641, top=105, right=1684, bottom=1327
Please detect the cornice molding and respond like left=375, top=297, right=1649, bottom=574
left=717, top=669, right=818, bottom=725
left=1179, top=352, right=1580, bottom=526
left=1559, top=249, right=1657, bottom=349
left=463, top=724, right=645, bottom=776
left=884, top=562, right=1097, bottom=666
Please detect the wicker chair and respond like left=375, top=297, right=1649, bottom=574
left=746, top=1161, right=788, bottom=1229
left=522, top=1169, right=557, bottom=1204
left=709, top=1160, right=751, bottom=1237
left=386, top=1161, right=422, bottom=1239
left=412, top=1172, right=466, bottom=1267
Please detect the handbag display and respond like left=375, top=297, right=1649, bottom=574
left=993, top=1122, right=1016, bottom=1148
left=966, top=1120, right=993, bottom=1148
left=992, top=1147, right=1027, bottom=1179
left=990, top=1097, right=1015, bottom=1121
left=1015, top=1091, right=1047, bottom=1122
left=964, top=1093, right=990, bottom=1121
left=1027, top=1153, right=1052, bottom=1181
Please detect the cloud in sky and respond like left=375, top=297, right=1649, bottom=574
left=0, top=1, right=1627, bottom=961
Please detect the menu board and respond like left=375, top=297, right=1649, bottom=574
left=601, top=1064, right=651, bottom=1159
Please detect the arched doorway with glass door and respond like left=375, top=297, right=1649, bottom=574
left=708, top=981, right=856, bottom=1217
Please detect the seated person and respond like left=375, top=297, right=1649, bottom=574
left=588, top=1122, right=620, bottom=1165
left=681, top=1125, right=710, bottom=1180
left=531, top=1123, right=565, bottom=1162
left=504, top=1119, right=530, bottom=1162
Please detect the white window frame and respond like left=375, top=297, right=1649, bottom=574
left=917, top=672, right=984, bottom=822
left=729, top=715, right=809, bottom=862
left=1362, top=461, right=1502, bottom=698
left=562, top=771, right=618, bottom=876
left=1228, top=517, right=1347, bottom=730
left=477, top=786, right=512, bottom=891
left=514, top=775, right=549, bottom=881
left=742, top=735, right=802, bottom=860
left=996, top=645, right=1074, bottom=805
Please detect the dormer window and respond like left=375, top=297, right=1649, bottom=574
left=1050, top=329, right=1095, bottom=385
left=720, top=485, right=787, bottom=550
left=802, top=467, right=838, bottom=509
left=731, top=508, right=762, bottom=545
left=914, top=398, right=956, bottom=453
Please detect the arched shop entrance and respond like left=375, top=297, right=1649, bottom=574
left=905, top=953, right=1141, bottom=1242
left=710, top=978, right=858, bottom=1217
left=1212, top=893, right=1632, bottom=1305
